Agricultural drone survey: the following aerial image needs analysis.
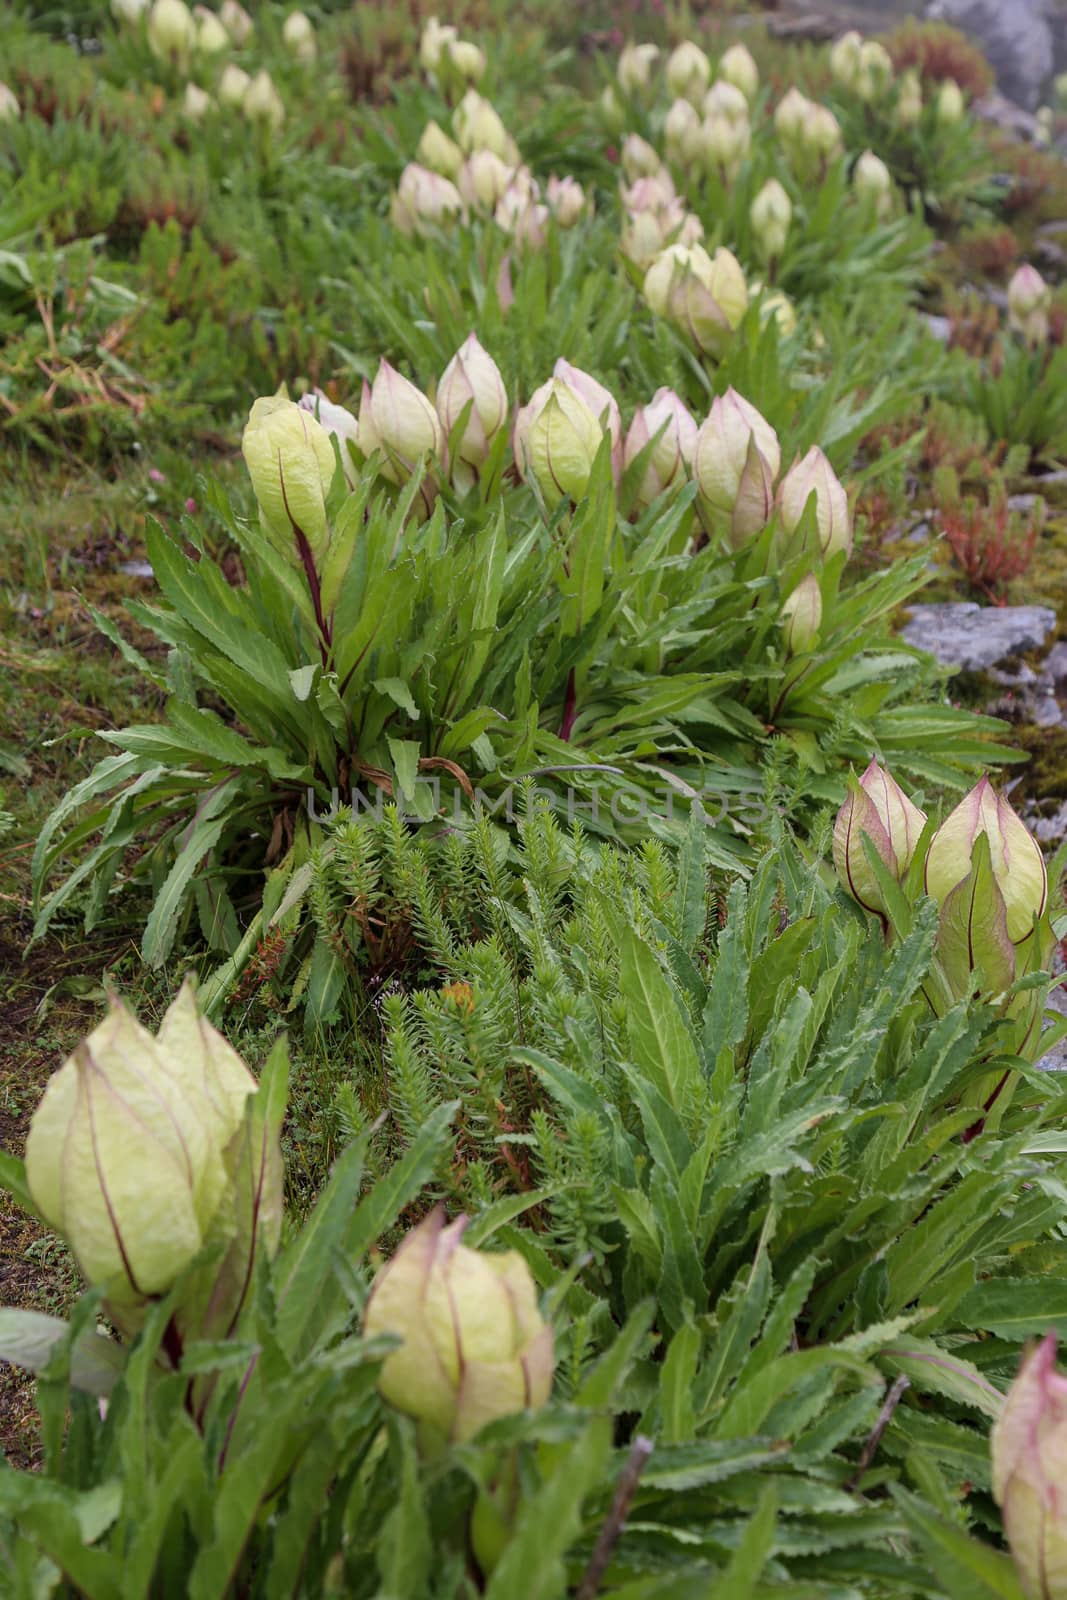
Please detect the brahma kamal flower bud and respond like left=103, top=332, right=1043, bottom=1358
left=514, top=377, right=603, bottom=503
left=436, top=333, right=508, bottom=491
left=219, top=0, right=252, bottom=44
left=553, top=358, right=622, bottom=476
left=773, top=86, right=812, bottom=146
left=194, top=6, right=228, bottom=54
left=390, top=163, right=465, bottom=237
left=112, top=0, right=148, bottom=21
left=242, top=395, right=336, bottom=566
left=895, top=69, right=923, bottom=128
left=693, top=387, right=780, bottom=522
left=937, top=77, right=966, bottom=125
left=618, top=42, right=659, bottom=97
left=853, top=149, right=893, bottom=218
left=243, top=70, right=284, bottom=130
left=458, top=150, right=513, bottom=209
left=778, top=446, right=851, bottom=558
left=417, top=119, right=464, bottom=180
left=992, top=1334, right=1067, bottom=1600
left=750, top=178, right=791, bottom=262
left=624, top=388, right=698, bottom=508
left=856, top=39, right=894, bottom=101
left=666, top=40, right=712, bottom=104
left=495, top=183, right=548, bottom=251
left=24, top=982, right=257, bottom=1317
left=925, top=777, right=1047, bottom=946
left=621, top=170, right=677, bottom=212
left=182, top=81, right=213, bottom=119
left=298, top=391, right=360, bottom=488
left=363, top=1209, right=554, bottom=1445
left=833, top=759, right=926, bottom=914
left=453, top=90, right=519, bottom=165
left=780, top=573, right=822, bottom=654
left=829, top=30, right=862, bottom=92
left=1008, top=264, right=1052, bottom=347
left=447, top=39, right=487, bottom=83
left=363, top=360, right=445, bottom=485
left=703, top=79, right=749, bottom=125
left=546, top=175, right=589, bottom=228
left=718, top=43, right=759, bottom=103
left=282, top=11, right=316, bottom=68
left=756, top=287, right=798, bottom=337
left=147, top=0, right=196, bottom=66
left=700, top=112, right=750, bottom=182
left=806, top=104, right=843, bottom=163
left=218, top=62, right=250, bottom=106
left=621, top=132, right=664, bottom=182
left=665, top=97, right=703, bottom=165
left=420, top=15, right=458, bottom=74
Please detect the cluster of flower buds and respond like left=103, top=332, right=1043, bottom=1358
left=1008, top=264, right=1052, bottom=348
left=363, top=1208, right=554, bottom=1445
left=643, top=241, right=749, bottom=358
left=829, top=31, right=894, bottom=101
left=619, top=170, right=704, bottom=271
left=24, top=982, right=281, bottom=1340
left=992, top=1334, right=1067, bottom=1600
left=774, top=88, right=843, bottom=182
left=419, top=16, right=487, bottom=89
left=398, top=98, right=587, bottom=246
left=835, top=768, right=1050, bottom=1041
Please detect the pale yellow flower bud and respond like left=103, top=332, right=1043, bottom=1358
left=514, top=377, right=604, bottom=502
left=778, top=446, right=851, bottom=558
left=618, top=42, right=659, bottom=96
left=780, top=573, right=822, bottom=653
left=363, top=1210, right=555, bottom=1445
left=925, top=777, right=1047, bottom=945
left=242, top=395, right=336, bottom=565
left=436, top=333, right=508, bottom=488
left=624, top=387, right=698, bottom=508
left=833, top=759, right=926, bottom=914
left=718, top=43, right=759, bottom=102
left=243, top=69, right=284, bottom=130
left=390, top=163, right=465, bottom=237
left=750, top=177, right=791, bottom=260
left=992, top=1335, right=1067, bottom=1600
left=666, top=39, right=712, bottom=104
left=147, top=0, right=196, bottom=65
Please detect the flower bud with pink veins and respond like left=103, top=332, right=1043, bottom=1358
left=992, top=1334, right=1067, bottom=1600
left=390, top=163, right=465, bottom=237
left=925, top=777, right=1047, bottom=945
left=778, top=446, right=851, bottom=558
left=693, top=388, right=780, bottom=515
left=546, top=175, right=589, bottom=227
left=624, top=388, right=698, bottom=508
left=513, top=377, right=603, bottom=503
left=620, top=133, right=663, bottom=181
left=832, top=758, right=926, bottom=914
left=436, top=333, right=507, bottom=489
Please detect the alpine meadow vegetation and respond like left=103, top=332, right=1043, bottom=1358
left=3, top=3, right=1067, bottom=1596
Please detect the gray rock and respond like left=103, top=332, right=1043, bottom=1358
left=926, top=0, right=1056, bottom=109
left=1030, top=800, right=1067, bottom=844
left=922, top=314, right=952, bottom=345
left=900, top=602, right=1059, bottom=671
left=1044, top=641, right=1067, bottom=682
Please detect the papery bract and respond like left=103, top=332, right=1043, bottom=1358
left=242, top=395, right=336, bottom=565
left=693, top=388, right=780, bottom=517
left=778, top=446, right=851, bottom=558
left=514, top=377, right=603, bottom=503
left=437, top=333, right=508, bottom=487
left=992, top=1334, right=1067, bottom=1600
left=363, top=1210, right=555, bottom=1444
left=780, top=573, right=822, bottom=653
left=925, top=777, right=1047, bottom=945
left=832, top=759, right=926, bottom=915
left=624, top=387, right=697, bottom=507
left=718, top=43, right=759, bottom=102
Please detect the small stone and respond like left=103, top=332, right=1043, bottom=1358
left=1044, top=641, right=1067, bottom=682
left=900, top=602, right=1058, bottom=672
left=922, top=315, right=952, bottom=345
